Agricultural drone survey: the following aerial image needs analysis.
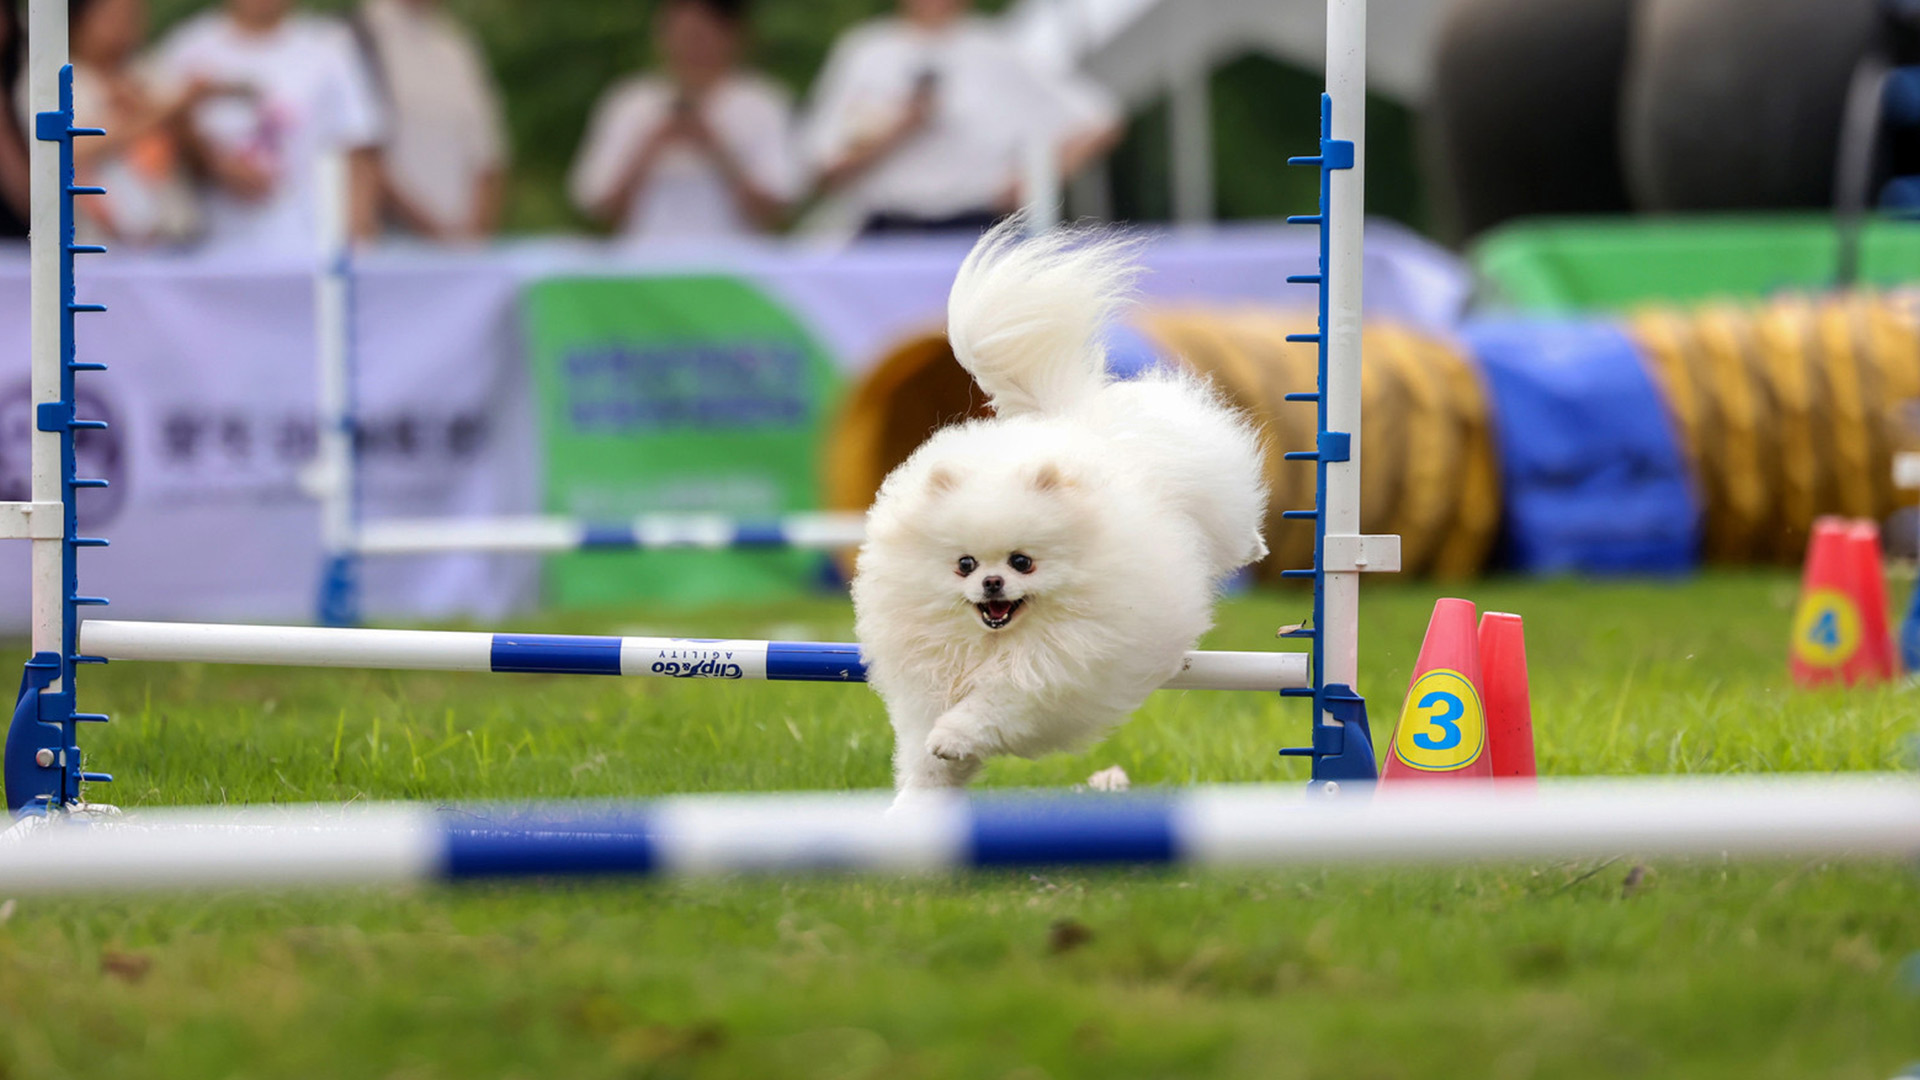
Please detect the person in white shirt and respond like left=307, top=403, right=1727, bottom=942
left=58, top=0, right=204, bottom=247
left=568, top=0, right=800, bottom=241
left=802, top=0, right=1121, bottom=234
left=354, top=0, right=508, bottom=240
left=156, top=0, right=384, bottom=254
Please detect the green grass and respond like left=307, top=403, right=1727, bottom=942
left=4, top=572, right=1919, bottom=1078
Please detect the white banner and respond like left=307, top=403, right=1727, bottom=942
left=0, top=254, right=540, bottom=629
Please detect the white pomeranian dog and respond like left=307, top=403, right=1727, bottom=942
left=852, top=220, right=1270, bottom=794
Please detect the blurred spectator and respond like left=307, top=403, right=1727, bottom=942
left=568, top=0, right=799, bottom=240
left=156, top=0, right=383, bottom=253
left=353, top=0, right=508, bottom=240
left=802, top=0, right=1121, bottom=235
left=0, top=2, right=30, bottom=238
left=60, top=0, right=203, bottom=247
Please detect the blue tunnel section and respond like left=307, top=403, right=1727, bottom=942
left=1463, top=319, right=1701, bottom=576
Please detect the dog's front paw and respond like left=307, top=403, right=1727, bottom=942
left=925, top=725, right=984, bottom=762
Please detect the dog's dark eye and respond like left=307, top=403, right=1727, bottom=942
left=1009, top=552, right=1035, bottom=574
left=956, top=555, right=978, bottom=576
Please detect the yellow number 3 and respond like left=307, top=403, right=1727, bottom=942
left=1393, top=669, right=1486, bottom=772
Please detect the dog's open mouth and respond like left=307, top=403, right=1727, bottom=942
left=976, top=597, right=1025, bottom=629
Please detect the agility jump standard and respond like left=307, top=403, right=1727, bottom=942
left=304, top=157, right=867, bottom=627
left=6, top=776, right=1920, bottom=894
left=5, top=0, right=1390, bottom=817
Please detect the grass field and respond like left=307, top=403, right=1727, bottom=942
left=3, top=572, right=1919, bottom=1079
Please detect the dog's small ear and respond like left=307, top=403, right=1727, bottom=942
left=927, top=466, right=959, bottom=494
left=1031, top=463, right=1074, bottom=492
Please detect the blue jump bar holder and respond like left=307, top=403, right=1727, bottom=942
left=1277, top=94, right=1377, bottom=790
left=6, top=66, right=111, bottom=814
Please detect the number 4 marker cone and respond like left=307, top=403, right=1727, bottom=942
left=1479, top=612, right=1537, bottom=785
left=1383, top=597, right=1492, bottom=783
left=1790, top=518, right=1877, bottom=688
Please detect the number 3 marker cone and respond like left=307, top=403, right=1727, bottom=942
left=1383, top=597, right=1492, bottom=783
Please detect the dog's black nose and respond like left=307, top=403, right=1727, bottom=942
left=982, top=575, right=1004, bottom=595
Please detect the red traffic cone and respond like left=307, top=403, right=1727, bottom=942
left=1790, top=518, right=1868, bottom=688
left=1844, top=521, right=1897, bottom=682
left=1383, top=598, right=1492, bottom=783
left=1479, top=612, right=1537, bottom=785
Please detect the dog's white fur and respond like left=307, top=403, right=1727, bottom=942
left=852, top=221, right=1270, bottom=793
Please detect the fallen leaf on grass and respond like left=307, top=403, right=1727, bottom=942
left=614, top=1021, right=727, bottom=1063
left=1048, top=919, right=1094, bottom=954
left=1621, top=864, right=1650, bottom=899
left=100, top=951, right=151, bottom=983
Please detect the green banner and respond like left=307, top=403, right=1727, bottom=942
left=521, top=275, right=843, bottom=610
left=1473, top=215, right=1920, bottom=312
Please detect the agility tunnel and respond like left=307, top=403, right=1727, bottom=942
left=825, top=290, right=1920, bottom=578
left=826, top=315, right=1504, bottom=581
left=1629, top=292, right=1920, bottom=563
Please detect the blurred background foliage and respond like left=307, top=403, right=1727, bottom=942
left=147, top=0, right=1427, bottom=234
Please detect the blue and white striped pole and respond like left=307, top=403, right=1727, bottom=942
left=4, top=776, right=1918, bottom=894
left=353, top=512, right=869, bottom=556
left=75, top=621, right=1310, bottom=691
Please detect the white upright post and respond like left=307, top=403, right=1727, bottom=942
left=313, top=152, right=354, bottom=577
left=1169, top=61, right=1215, bottom=225
left=1021, top=134, right=1062, bottom=232
left=26, top=0, right=68, bottom=672
left=1320, top=0, right=1366, bottom=712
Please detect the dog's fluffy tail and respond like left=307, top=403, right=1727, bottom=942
left=947, top=217, right=1142, bottom=417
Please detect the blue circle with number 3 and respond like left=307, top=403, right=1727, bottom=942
left=1393, top=668, right=1486, bottom=772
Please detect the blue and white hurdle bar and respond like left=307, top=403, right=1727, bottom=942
left=350, top=512, right=871, bottom=556
left=4, top=776, right=1919, bottom=894
left=75, top=621, right=1308, bottom=690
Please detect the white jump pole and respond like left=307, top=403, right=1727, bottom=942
left=75, top=620, right=1311, bottom=691
left=5, top=776, right=1919, bottom=894
left=26, top=0, right=66, bottom=686
left=354, top=511, right=870, bottom=556
left=1020, top=132, right=1062, bottom=233
left=1319, top=0, right=1367, bottom=738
